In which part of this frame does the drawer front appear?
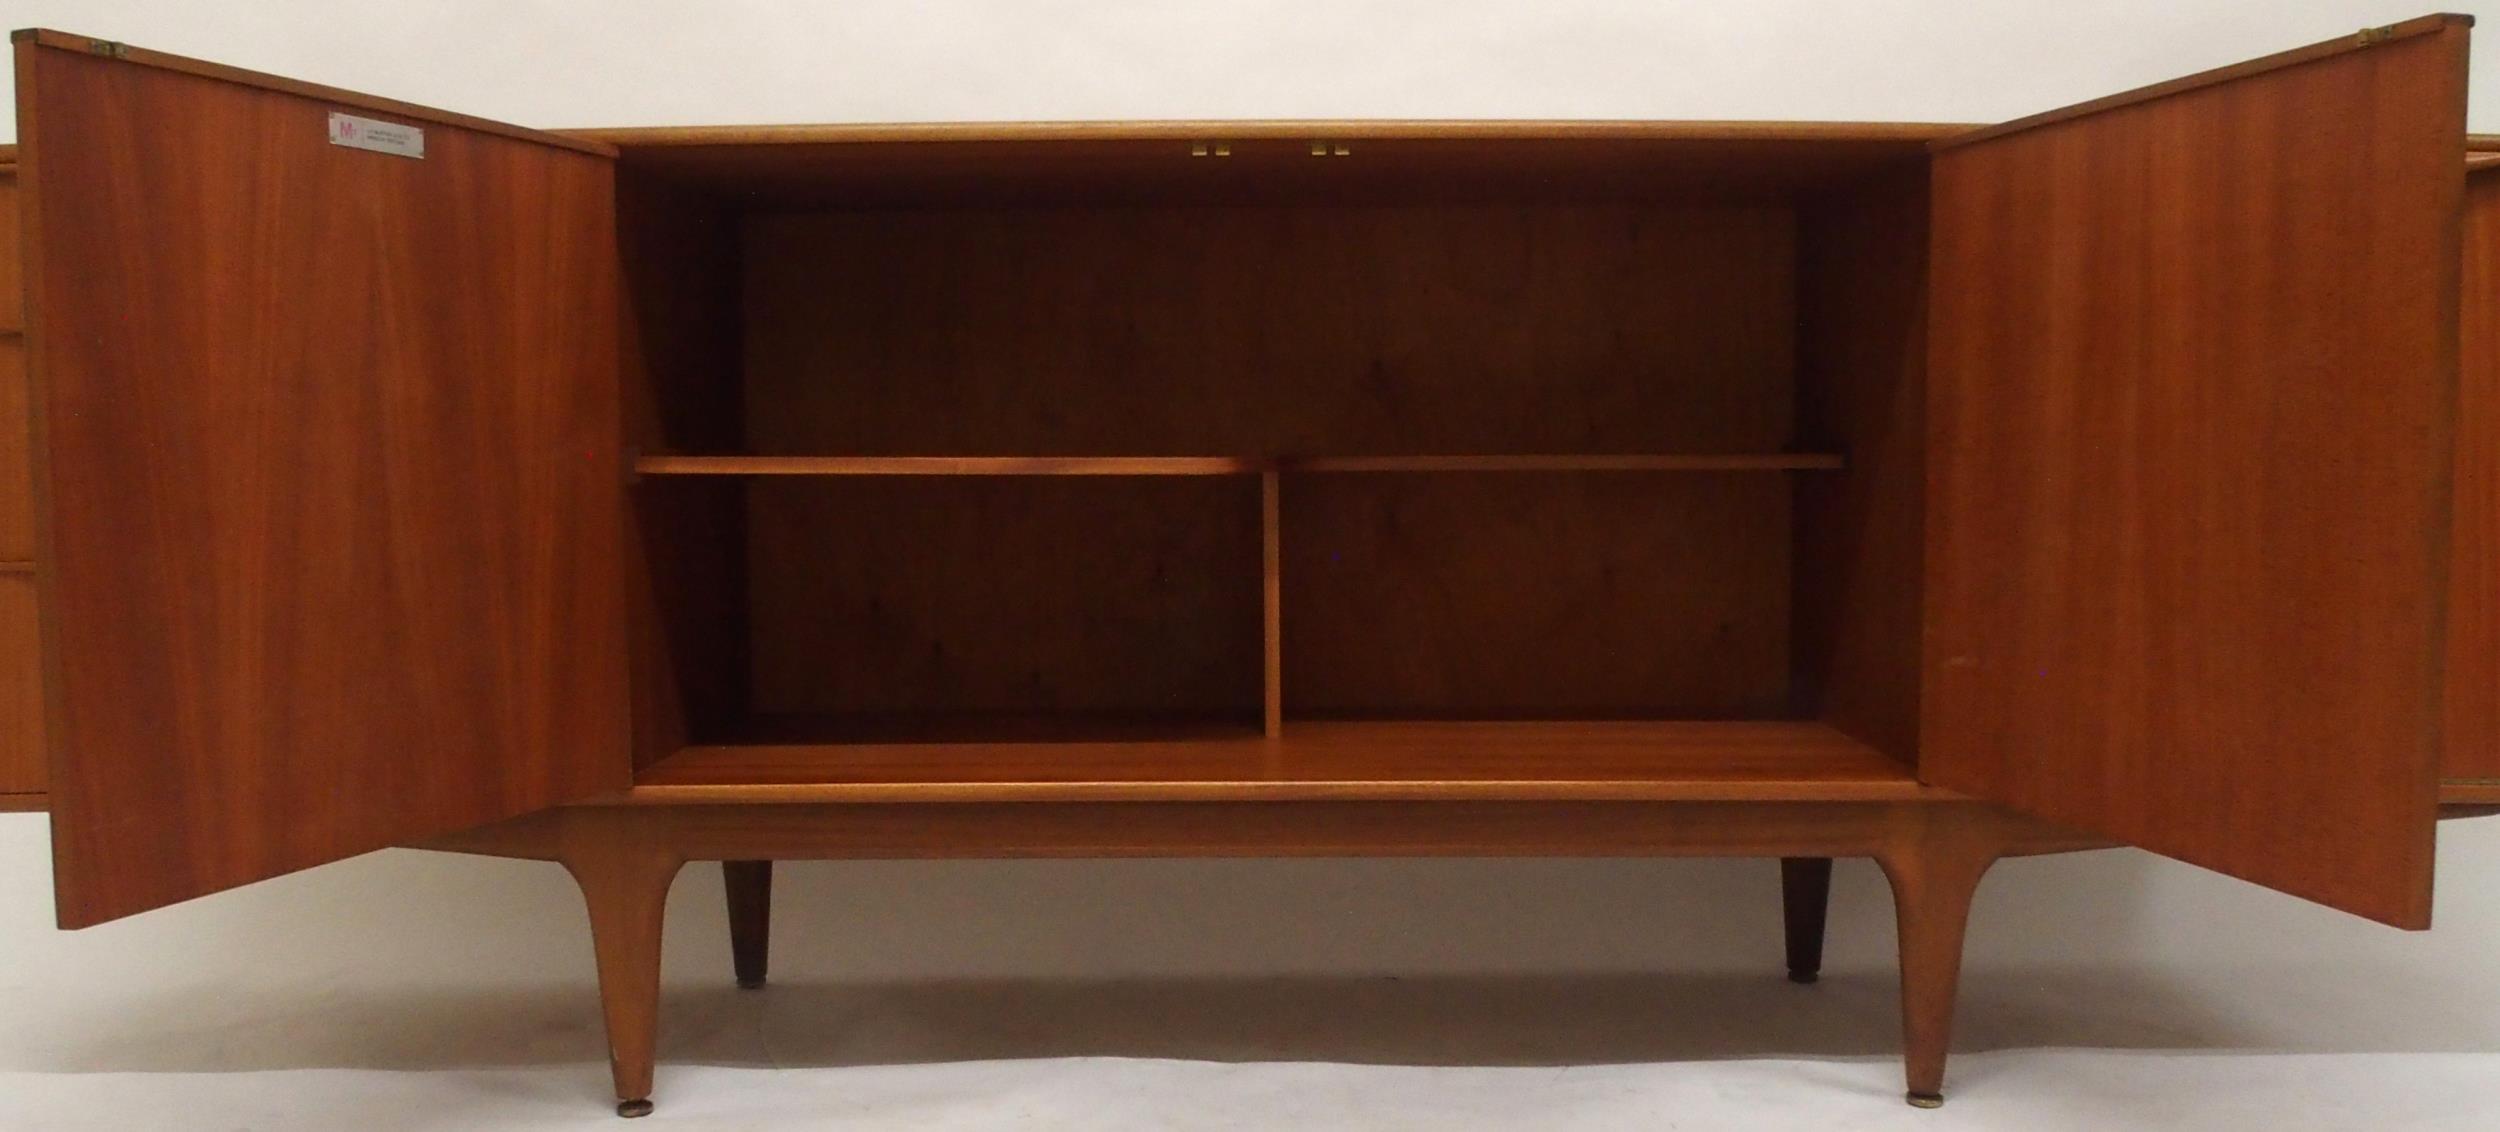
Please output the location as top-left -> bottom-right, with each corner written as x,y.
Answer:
0,162 -> 46,809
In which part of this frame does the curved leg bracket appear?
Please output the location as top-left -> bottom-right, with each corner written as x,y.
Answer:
1875,812 -> 2010,1109
560,814 -> 685,1119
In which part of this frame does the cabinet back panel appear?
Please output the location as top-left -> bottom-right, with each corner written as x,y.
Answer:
1281,473 -> 1791,719
746,477 -> 1262,725
740,204 -> 1793,456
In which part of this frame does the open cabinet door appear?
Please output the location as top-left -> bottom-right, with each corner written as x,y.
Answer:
1924,15 -> 2470,928
14,31 -> 628,927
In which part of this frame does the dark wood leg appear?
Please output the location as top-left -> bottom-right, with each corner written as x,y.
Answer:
562,824 -> 684,1119
1779,856 -> 1834,984
1875,820 -> 2002,1110
723,860 -> 773,989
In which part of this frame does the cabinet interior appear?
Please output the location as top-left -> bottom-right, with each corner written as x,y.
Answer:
615,134 -> 1933,798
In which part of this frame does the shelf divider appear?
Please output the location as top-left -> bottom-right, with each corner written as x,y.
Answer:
1277,454 -> 1843,473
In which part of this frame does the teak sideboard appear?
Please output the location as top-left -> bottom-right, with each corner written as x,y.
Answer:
4,14 -> 2500,1118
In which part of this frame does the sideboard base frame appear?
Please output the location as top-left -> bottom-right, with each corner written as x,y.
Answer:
426,799 -> 2104,1115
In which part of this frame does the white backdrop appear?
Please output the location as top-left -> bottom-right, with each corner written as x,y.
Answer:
3,2 -> 2500,1129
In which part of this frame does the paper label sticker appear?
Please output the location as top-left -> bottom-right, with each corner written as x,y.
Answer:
328,112 -> 425,159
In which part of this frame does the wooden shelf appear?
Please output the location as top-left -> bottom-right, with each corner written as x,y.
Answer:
622,720 -> 1938,805
717,713 -> 1259,745
635,455 -> 1260,476
634,453 -> 1843,477
1279,454 -> 1843,472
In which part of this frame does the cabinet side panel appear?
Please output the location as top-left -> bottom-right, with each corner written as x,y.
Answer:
0,327 -> 27,562
2448,171 -> 2500,782
0,576 -> 40,802
619,174 -> 747,766
0,163 -> 17,329
1792,165 -> 1928,763
0,164 -> 40,805
0,167 -> 31,568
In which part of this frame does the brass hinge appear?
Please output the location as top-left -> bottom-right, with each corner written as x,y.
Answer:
85,38 -> 130,59
2355,24 -> 2398,46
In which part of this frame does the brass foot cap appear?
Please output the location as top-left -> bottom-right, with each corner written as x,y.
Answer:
617,1099 -> 655,1119
1787,970 -> 1819,985
1906,1092 -> 1945,1110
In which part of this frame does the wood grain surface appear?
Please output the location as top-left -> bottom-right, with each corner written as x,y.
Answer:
0,163 -> 18,331
635,454 -> 1841,475
617,175 -> 748,771
0,163 -> 36,802
1792,166 -> 1931,764
19,37 -> 628,926
0,576 -> 40,799
741,205 -> 1795,457
1282,472 -> 1794,720
1922,22 -> 2468,928
587,122 -> 1956,209
2448,168 -> 2500,781
630,720 -> 1932,804
744,477 -> 1264,729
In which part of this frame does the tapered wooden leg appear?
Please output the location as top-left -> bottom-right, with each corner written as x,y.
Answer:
563,829 -> 684,1119
723,860 -> 773,989
1779,857 -> 1834,984
1876,821 -> 2002,1109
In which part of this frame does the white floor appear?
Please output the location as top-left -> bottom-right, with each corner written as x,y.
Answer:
7,814 -> 2500,1129
1,1051 -> 2497,1131
1,984 -> 2496,1131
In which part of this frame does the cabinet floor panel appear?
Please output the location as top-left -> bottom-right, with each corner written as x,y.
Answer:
622,720 -> 1937,804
